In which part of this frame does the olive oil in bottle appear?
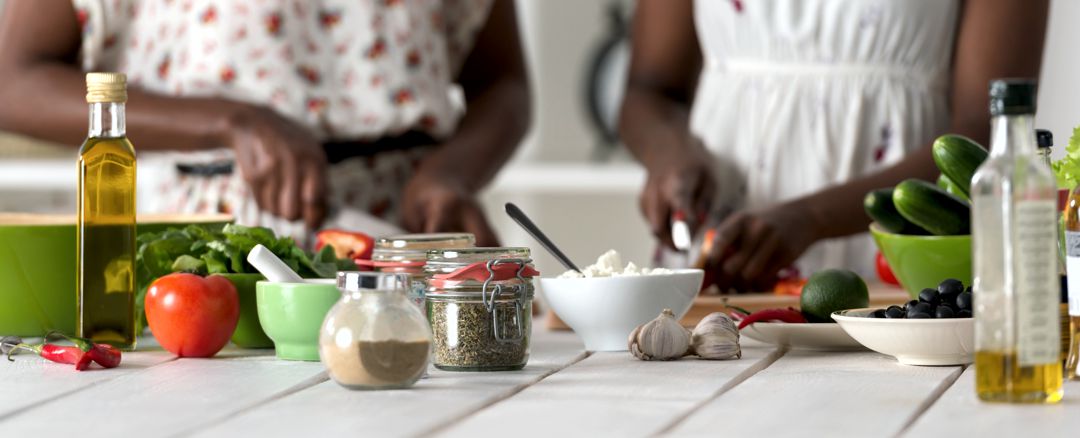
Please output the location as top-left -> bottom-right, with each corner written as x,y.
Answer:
77,72 -> 137,350
972,79 -> 1062,403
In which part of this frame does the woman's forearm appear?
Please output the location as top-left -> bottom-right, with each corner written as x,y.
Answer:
0,61 -> 246,151
619,85 -> 697,171
796,121 -> 989,240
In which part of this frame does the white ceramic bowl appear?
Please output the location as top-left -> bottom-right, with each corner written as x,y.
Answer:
539,269 -> 703,351
832,308 -> 974,366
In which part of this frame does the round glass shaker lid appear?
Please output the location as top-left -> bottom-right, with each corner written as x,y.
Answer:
337,271 -> 411,292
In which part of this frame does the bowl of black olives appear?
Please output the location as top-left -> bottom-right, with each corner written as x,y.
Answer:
830,279 -> 973,366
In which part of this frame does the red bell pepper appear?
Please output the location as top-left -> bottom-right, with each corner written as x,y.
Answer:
315,229 -> 375,261
875,251 -> 900,286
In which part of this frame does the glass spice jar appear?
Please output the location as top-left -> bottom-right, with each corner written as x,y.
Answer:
357,233 -> 476,308
425,247 -> 537,371
319,272 -> 433,390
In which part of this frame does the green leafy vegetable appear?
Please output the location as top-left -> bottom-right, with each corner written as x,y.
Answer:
1052,126 -> 1080,190
134,224 -> 358,330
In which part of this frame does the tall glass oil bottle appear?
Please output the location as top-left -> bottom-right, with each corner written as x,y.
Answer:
972,79 -> 1062,403
77,72 -> 136,350
1066,184 -> 1080,379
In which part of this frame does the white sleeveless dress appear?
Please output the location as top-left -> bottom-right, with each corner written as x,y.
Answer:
690,0 -> 959,277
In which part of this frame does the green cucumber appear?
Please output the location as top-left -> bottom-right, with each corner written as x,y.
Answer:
893,179 -> 971,236
864,188 -> 929,234
932,134 -> 988,199
936,174 -> 969,202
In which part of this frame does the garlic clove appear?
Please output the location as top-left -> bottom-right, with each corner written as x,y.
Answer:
629,309 -> 691,361
690,312 -> 741,360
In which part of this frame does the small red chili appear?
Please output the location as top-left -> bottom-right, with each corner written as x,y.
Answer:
736,307 -> 808,330
89,344 -> 122,369
47,331 -> 122,369
6,343 -> 92,371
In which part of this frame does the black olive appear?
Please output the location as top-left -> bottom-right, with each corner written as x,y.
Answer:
956,291 -> 973,310
907,302 -> 932,318
938,279 -> 964,296
905,300 -> 920,310
935,306 -> 955,319
909,312 -> 933,319
919,289 -> 940,305
869,309 -> 887,318
958,309 -> 972,318
885,306 -> 905,319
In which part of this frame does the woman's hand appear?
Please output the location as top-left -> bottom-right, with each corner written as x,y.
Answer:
400,172 -> 499,246
226,107 -> 329,229
639,141 -> 718,249
704,202 -> 819,292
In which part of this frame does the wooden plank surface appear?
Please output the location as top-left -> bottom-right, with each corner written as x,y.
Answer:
0,347 -> 174,420
904,368 -> 1080,437
436,342 -> 782,438
666,350 -> 963,437
187,330 -> 586,438
1,348 -> 323,438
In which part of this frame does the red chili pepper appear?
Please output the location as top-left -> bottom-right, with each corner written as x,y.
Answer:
737,307 -> 808,330
47,331 -> 122,369
89,344 -> 122,369
6,343 -> 92,370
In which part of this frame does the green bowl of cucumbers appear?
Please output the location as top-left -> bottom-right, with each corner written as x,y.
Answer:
864,134 -> 982,298
870,224 -> 971,298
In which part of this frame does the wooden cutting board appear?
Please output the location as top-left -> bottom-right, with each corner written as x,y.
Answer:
544,284 -> 911,330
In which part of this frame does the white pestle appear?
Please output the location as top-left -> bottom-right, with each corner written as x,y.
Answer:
246,244 -> 305,283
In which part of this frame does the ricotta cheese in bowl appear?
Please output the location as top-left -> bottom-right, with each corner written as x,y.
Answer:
558,250 -> 673,278
543,250 -> 700,351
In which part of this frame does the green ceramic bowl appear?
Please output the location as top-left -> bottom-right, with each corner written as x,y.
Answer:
256,280 -> 340,361
870,223 -> 972,299
218,273 -> 273,348
0,213 -> 232,336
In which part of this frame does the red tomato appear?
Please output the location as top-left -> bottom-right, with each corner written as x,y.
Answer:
875,252 -> 900,286
145,273 -> 239,358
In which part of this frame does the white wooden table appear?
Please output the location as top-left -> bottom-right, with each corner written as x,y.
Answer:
3,329 -> 1078,438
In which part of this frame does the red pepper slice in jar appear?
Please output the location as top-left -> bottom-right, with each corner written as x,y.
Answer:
736,307 -> 808,330
315,229 -> 375,260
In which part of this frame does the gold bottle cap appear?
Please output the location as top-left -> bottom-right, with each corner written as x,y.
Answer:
85,72 -> 127,103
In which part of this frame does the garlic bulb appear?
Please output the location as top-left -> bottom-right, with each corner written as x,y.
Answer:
690,312 -> 741,360
628,309 -> 691,361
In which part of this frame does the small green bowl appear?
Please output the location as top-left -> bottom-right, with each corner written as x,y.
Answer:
256,280 -> 340,361
870,223 -> 972,299
217,273 -> 273,349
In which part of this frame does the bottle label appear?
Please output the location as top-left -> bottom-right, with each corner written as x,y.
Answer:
1067,231 -> 1080,316
1015,200 -> 1062,366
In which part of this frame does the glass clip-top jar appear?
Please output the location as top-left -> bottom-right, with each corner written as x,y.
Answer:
356,233 -> 476,308
319,272 -> 432,390
425,248 -> 538,371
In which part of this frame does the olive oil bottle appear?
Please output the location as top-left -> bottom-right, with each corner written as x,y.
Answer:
971,79 -> 1062,403
77,72 -> 137,350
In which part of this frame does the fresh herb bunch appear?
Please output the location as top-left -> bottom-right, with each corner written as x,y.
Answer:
1052,126 -> 1080,190
135,224 -> 356,328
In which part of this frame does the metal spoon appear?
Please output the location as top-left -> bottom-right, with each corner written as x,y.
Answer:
504,202 -> 581,273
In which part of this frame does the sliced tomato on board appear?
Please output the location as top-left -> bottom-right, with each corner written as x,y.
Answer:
315,229 -> 375,260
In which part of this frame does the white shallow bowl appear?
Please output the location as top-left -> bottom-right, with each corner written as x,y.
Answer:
741,323 -> 864,351
539,269 -> 703,351
832,308 -> 974,366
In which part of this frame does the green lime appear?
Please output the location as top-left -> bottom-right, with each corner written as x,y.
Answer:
800,269 -> 869,323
